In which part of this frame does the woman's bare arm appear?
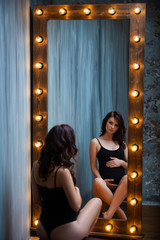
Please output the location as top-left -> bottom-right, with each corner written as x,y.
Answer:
58,168 -> 82,212
89,138 -> 101,178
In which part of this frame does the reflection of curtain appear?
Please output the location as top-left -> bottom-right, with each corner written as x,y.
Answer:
48,20 -> 129,205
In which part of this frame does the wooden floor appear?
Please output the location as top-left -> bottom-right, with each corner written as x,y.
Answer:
30,205 -> 160,240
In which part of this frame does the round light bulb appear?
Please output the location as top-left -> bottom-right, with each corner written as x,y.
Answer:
108,8 -> 116,15
130,198 -> 138,206
84,8 -> 91,15
34,219 -> 39,226
35,88 -> 43,96
36,62 -> 43,69
35,140 -> 43,148
36,9 -> 43,16
130,225 -> 137,233
132,117 -> 139,124
131,171 -> 138,179
133,35 -> 141,43
59,8 -> 67,15
105,223 -> 113,232
35,115 -> 43,122
132,90 -> 140,97
35,36 -> 43,43
134,7 -> 141,14
133,63 -> 140,70
131,144 -> 139,152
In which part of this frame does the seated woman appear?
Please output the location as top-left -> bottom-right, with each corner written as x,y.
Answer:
90,111 -> 128,220
32,124 -> 102,240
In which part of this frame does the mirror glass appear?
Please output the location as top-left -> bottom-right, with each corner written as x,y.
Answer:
48,19 -> 129,219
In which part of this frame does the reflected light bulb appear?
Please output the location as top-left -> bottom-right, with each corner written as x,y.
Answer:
84,8 -> 91,15
133,63 -> 140,70
130,225 -> 137,233
132,90 -> 140,97
35,115 -> 43,122
35,88 -> 43,96
131,171 -> 138,179
59,8 -> 67,15
134,7 -> 141,14
36,36 -> 43,43
36,62 -> 43,69
132,144 -> 139,152
36,9 -> 43,16
105,223 -> 113,232
130,198 -> 138,206
35,140 -> 43,148
34,219 -> 39,226
133,35 -> 141,43
108,8 -> 116,15
132,117 -> 139,124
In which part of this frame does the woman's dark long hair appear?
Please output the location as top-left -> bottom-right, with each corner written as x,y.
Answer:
100,111 -> 126,149
38,124 -> 78,180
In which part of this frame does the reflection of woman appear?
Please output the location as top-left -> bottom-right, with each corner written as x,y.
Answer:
90,111 -> 128,220
32,124 -> 102,240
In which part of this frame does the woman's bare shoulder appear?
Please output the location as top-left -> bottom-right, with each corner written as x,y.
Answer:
90,137 -> 99,145
57,167 -> 71,178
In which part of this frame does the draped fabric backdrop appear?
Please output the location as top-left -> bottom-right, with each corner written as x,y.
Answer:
0,0 -> 30,239
48,20 -> 129,204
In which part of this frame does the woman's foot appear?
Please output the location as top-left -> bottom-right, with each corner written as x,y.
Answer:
103,208 -> 127,220
102,211 -> 113,219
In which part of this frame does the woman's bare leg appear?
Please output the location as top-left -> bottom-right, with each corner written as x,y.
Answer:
103,175 -> 127,219
92,176 -> 127,219
50,198 -> 102,240
76,197 -> 102,234
36,221 -> 49,240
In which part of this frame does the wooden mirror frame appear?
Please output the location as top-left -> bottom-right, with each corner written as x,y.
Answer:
31,3 -> 146,239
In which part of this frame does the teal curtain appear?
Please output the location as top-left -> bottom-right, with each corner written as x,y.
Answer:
48,19 -> 129,204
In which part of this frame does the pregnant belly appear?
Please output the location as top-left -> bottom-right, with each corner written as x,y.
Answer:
99,166 -> 125,184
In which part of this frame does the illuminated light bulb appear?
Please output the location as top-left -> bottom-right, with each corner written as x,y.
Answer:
34,219 -> 39,226
133,63 -> 140,70
36,9 -> 43,16
105,223 -> 113,232
35,88 -> 43,96
131,144 -> 139,152
134,7 -> 141,14
132,117 -> 139,124
36,36 -> 43,43
59,8 -> 67,15
36,62 -> 43,69
133,35 -> 141,43
132,90 -> 140,97
130,198 -> 138,206
84,8 -> 91,15
35,140 -> 43,148
108,8 -> 116,15
131,171 -> 138,179
35,115 -> 43,122
130,225 -> 137,233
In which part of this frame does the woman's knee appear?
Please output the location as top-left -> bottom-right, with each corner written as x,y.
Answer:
92,197 -> 102,208
93,177 -> 104,189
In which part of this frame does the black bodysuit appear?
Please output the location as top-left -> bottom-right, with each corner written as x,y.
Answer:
38,167 -> 79,237
96,138 -> 126,185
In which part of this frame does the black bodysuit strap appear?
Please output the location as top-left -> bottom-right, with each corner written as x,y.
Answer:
54,166 -> 62,188
96,138 -> 102,147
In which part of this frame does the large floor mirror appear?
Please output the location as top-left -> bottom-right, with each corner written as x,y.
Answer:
31,3 -> 146,239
